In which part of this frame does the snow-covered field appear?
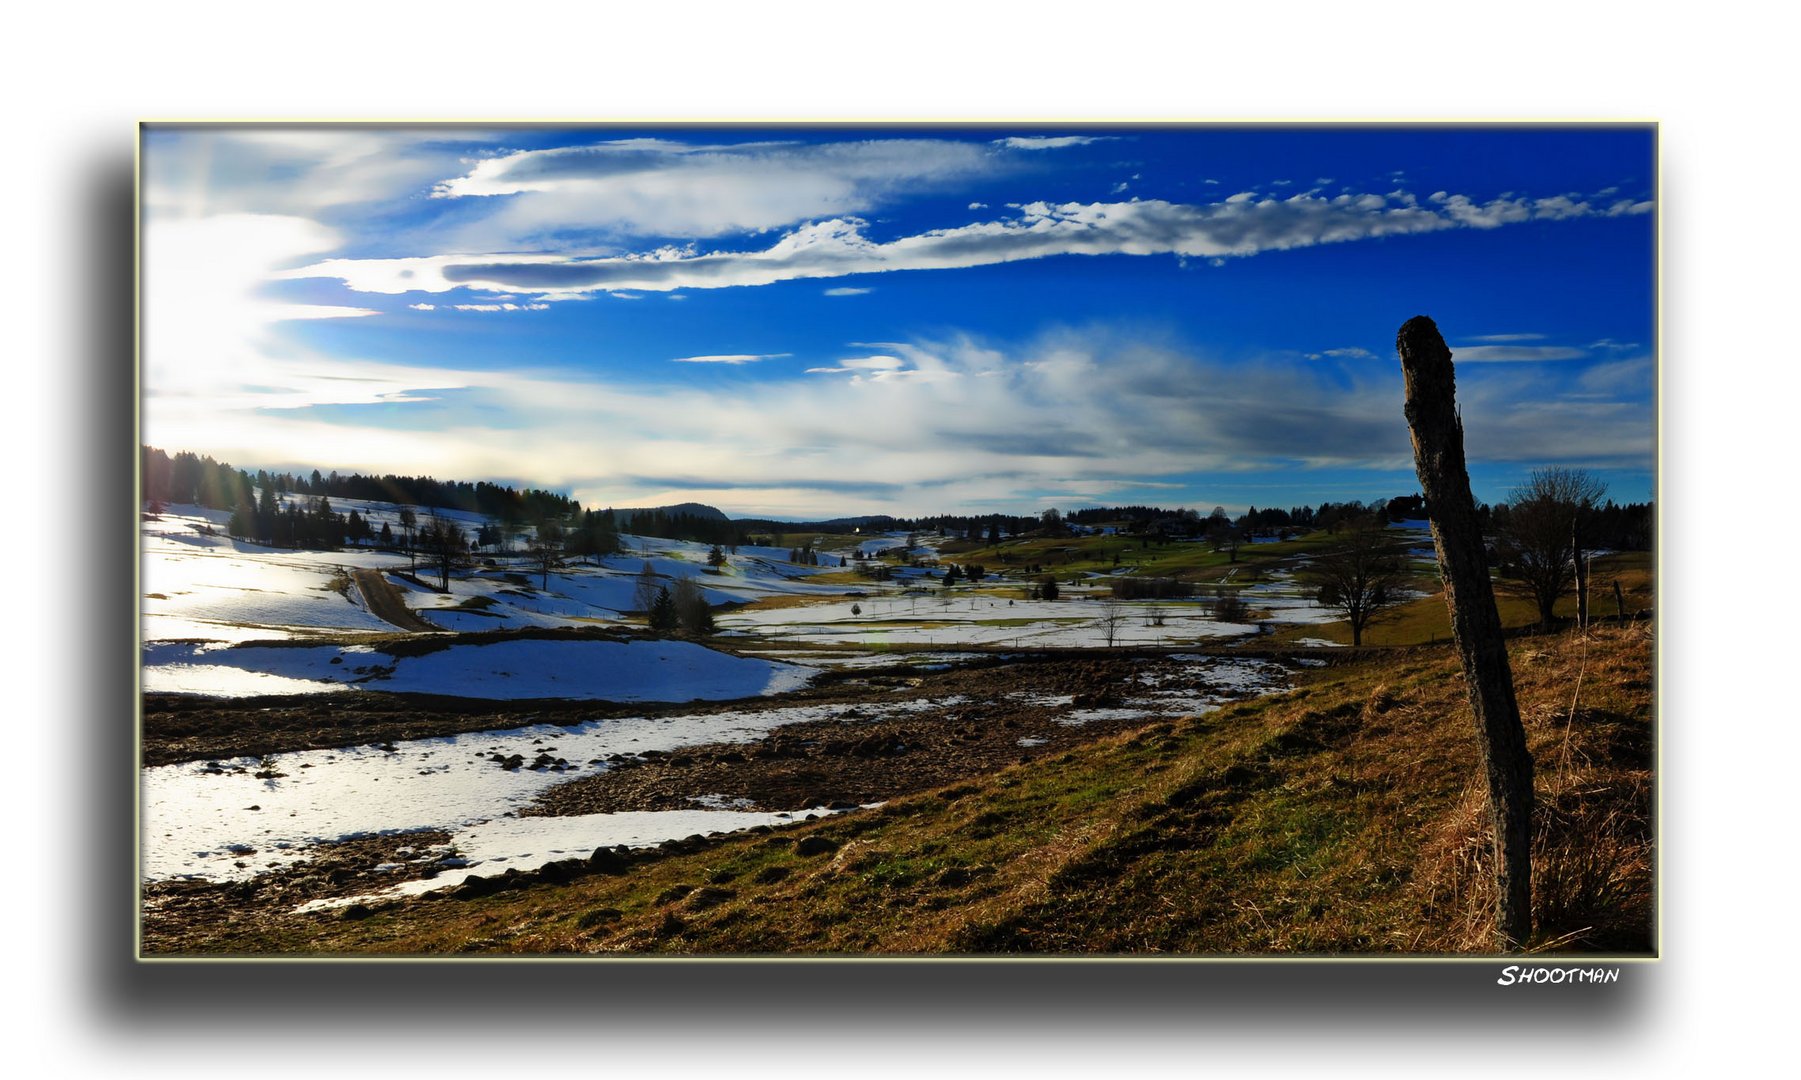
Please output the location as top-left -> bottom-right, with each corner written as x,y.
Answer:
143,637 -> 817,700
142,696 -> 954,895
142,502 -> 1377,696
140,651 -> 1287,905
139,501 -> 1357,902
718,593 -> 1256,648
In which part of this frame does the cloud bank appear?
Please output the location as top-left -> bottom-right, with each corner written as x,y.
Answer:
291,188 -> 1653,300
152,328 -> 1651,518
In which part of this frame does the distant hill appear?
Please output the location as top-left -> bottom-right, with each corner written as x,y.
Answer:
611,502 -> 730,526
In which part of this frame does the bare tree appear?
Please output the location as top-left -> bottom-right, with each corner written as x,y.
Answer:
1100,598 -> 1125,647
528,520 -> 565,590
1206,509 -> 1242,563
670,576 -> 714,636
1497,467 -> 1607,632
1301,513 -> 1409,646
398,506 -> 417,570
416,515 -> 468,592
632,561 -> 661,613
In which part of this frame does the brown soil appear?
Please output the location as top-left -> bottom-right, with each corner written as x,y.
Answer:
352,568 -> 441,632
526,656 -> 1188,816
139,652 -> 1295,951
142,830 -> 457,954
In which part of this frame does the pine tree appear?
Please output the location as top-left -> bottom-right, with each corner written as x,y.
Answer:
647,587 -> 679,633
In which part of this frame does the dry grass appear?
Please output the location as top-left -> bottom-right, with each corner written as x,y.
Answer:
146,625 -> 1654,957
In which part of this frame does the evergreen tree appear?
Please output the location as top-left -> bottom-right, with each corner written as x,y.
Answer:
647,587 -> 679,633
256,485 -> 277,543
228,497 -> 255,538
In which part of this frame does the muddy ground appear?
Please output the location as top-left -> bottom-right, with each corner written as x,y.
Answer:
139,650 -> 1319,953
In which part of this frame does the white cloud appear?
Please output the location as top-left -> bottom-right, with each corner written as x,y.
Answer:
150,324 -> 1650,519
408,303 -> 436,311
143,129 -> 496,222
1305,346 -> 1377,361
669,354 -> 788,365
1465,332 -> 1545,342
429,136 -> 1009,244
449,302 -> 549,312
993,136 -> 1112,150
805,354 -> 908,375
968,202 -> 988,210
823,286 -> 872,296
1454,344 -> 1589,362
297,187 -> 1649,300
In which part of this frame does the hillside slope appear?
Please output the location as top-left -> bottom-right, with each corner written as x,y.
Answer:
143,625 -> 1653,956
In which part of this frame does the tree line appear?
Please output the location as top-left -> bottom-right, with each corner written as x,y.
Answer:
143,447 -> 577,524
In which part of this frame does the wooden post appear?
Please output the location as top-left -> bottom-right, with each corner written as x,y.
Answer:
1614,578 -> 1626,624
1574,528 -> 1590,630
1397,315 -> 1535,950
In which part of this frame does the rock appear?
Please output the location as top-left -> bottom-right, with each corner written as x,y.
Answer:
341,903 -> 371,920
587,848 -> 630,874
794,836 -> 840,857
536,858 -> 584,883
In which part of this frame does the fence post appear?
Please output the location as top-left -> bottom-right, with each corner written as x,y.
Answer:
1397,315 -> 1535,950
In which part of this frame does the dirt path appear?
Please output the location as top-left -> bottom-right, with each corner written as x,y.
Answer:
352,568 -> 441,633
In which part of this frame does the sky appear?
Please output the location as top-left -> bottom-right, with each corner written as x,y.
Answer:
140,124 -> 1655,520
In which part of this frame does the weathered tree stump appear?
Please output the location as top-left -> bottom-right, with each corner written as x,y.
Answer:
1397,315 -> 1535,950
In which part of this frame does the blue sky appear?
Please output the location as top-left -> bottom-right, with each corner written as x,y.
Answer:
141,124 -> 1654,519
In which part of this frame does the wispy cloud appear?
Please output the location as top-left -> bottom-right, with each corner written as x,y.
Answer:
1465,332 -> 1546,343
428,136 -> 1014,244
823,286 -> 872,296
804,355 -> 909,376
669,353 -> 789,365
993,136 -> 1113,150
152,323 -> 1650,517
1428,190 -> 1652,228
1454,344 -> 1589,362
294,187 -> 1654,301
